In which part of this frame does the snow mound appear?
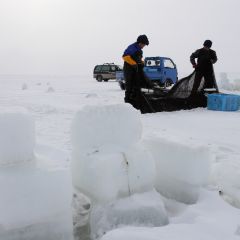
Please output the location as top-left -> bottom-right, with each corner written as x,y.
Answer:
71,104 -> 142,151
0,166 -> 73,240
90,190 -> 168,240
218,72 -> 240,91
72,191 -> 91,228
46,86 -> 55,92
0,107 -> 35,166
143,137 -> 211,204
22,83 -> 28,90
100,189 -> 240,240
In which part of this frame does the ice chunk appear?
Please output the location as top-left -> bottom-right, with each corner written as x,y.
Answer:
71,144 -> 156,203
71,104 -> 155,204
219,188 -> 240,209
125,144 -> 156,194
0,166 -> 73,240
143,137 -> 211,204
90,190 -> 169,239
72,150 -> 129,203
71,104 -> 142,151
0,107 -> 35,166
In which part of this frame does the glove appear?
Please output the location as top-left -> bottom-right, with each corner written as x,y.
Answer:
192,64 -> 197,68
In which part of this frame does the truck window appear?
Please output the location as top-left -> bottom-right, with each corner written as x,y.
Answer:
164,59 -> 175,69
146,60 -> 160,67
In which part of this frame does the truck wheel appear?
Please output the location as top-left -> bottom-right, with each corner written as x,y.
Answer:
104,79 -> 109,82
96,75 -> 103,82
164,79 -> 172,88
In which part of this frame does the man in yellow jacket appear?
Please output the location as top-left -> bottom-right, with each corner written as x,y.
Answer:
122,35 -> 149,109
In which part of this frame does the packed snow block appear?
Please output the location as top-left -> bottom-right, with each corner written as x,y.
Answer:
0,166 -> 73,240
143,138 -> 211,204
207,93 -> 240,111
71,144 -> 156,203
90,190 -> 169,239
0,107 -> 35,166
71,104 -> 142,151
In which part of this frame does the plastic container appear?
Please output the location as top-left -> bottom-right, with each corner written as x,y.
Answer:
207,93 -> 240,111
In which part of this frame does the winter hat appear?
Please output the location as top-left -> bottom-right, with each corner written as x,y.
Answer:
203,40 -> 212,48
137,35 -> 149,45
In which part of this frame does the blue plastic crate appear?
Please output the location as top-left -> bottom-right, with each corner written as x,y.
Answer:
207,93 -> 240,111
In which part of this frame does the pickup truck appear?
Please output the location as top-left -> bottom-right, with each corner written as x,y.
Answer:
116,56 -> 178,90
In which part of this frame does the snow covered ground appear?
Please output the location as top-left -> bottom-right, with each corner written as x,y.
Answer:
0,74 -> 240,240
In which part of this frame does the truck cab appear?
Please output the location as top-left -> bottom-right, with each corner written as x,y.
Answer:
116,56 -> 178,90
144,57 -> 178,87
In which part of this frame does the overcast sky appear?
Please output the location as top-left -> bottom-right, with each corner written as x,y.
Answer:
0,0 -> 239,76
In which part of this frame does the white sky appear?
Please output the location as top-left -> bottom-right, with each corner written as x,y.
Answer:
0,0 -> 239,75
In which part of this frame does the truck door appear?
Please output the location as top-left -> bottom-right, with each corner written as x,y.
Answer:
144,59 -> 163,82
162,59 -> 177,85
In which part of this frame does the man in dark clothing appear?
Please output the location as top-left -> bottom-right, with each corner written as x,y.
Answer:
190,40 -> 218,95
122,35 -> 150,109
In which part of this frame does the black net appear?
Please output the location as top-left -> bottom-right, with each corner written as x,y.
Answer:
139,71 -> 210,113
168,71 -> 204,98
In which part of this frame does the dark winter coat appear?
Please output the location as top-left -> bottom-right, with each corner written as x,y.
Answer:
190,48 -> 217,73
122,42 -> 152,109
122,42 -> 143,66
